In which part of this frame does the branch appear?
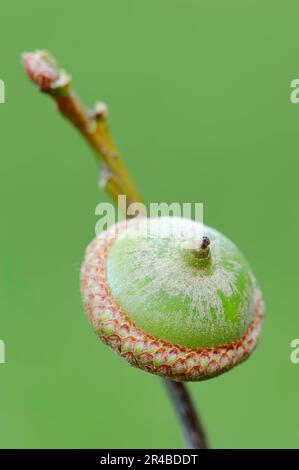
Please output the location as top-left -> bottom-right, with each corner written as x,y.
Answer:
22,50 -> 141,211
22,50 -> 208,449
163,379 -> 208,449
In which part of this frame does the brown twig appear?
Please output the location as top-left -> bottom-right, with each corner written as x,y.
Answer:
163,379 -> 208,449
22,50 -> 208,449
22,50 -> 141,211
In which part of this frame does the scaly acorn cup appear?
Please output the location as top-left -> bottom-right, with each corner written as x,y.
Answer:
81,216 -> 264,381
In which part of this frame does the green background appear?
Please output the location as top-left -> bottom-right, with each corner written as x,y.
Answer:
0,0 -> 298,448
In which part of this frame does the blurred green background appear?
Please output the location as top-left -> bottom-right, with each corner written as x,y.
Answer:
0,0 -> 298,449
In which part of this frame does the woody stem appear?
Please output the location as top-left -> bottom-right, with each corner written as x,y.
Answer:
22,51 -> 141,211
163,379 -> 208,449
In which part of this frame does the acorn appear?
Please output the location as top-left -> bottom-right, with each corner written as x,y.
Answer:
80,216 -> 263,381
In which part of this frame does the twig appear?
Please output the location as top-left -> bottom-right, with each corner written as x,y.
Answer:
22,50 -> 141,211
163,379 -> 208,449
22,50 -> 208,449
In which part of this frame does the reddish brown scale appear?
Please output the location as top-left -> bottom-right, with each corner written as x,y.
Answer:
22,52 -> 58,92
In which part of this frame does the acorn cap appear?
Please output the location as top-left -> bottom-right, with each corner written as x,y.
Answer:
81,217 -> 264,381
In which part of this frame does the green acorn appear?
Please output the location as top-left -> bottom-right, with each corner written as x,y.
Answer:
81,216 -> 263,381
